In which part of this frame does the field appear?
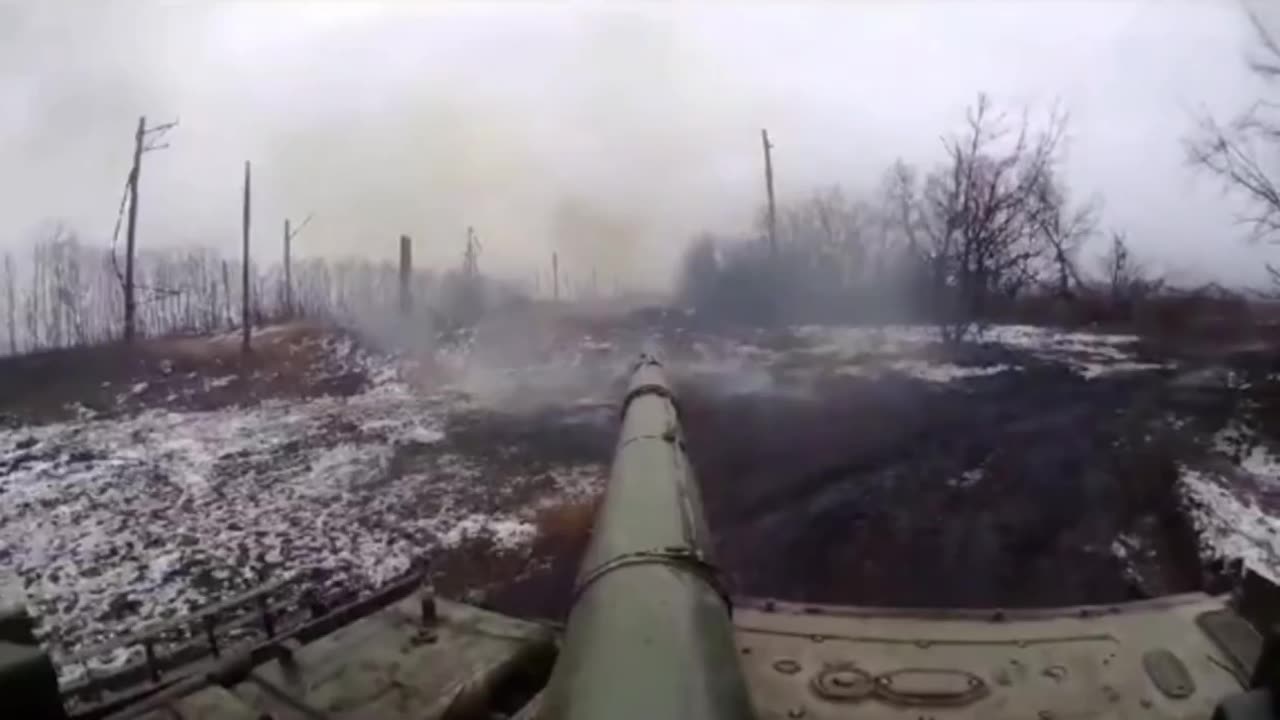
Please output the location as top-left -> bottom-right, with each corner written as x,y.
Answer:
2,306 -> 1280,682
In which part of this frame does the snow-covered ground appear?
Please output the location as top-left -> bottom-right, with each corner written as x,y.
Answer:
1180,468 -> 1280,582
4,317 -> 1277,685
0,334 -> 608,680
699,324 -> 1280,588
1178,419 -> 1280,583
688,323 -> 1168,388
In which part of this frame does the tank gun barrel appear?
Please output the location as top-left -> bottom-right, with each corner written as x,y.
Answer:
537,354 -> 755,720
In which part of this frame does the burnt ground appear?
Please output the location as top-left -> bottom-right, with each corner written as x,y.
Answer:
6,309 -> 1280,671
0,323 -> 375,425
683,366 -> 1199,608
471,311 -> 1280,619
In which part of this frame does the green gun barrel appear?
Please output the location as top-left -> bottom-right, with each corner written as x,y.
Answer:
537,355 -> 755,720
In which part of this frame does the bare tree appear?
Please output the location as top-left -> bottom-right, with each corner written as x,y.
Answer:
120,116 -> 178,343
1098,230 -> 1162,305
47,230 -> 86,346
875,160 -> 934,310
777,185 -> 868,290
1035,178 -> 1100,299
281,212 -> 313,317
241,161 -> 251,354
1101,231 -> 1134,302
912,93 -> 1070,340
1188,10 -> 1280,280
25,240 -> 43,350
0,228 -> 477,356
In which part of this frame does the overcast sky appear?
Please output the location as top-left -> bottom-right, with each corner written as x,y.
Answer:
1,0 -> 1276,288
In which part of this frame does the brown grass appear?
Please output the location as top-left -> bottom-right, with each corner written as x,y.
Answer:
532,497 -> 600,548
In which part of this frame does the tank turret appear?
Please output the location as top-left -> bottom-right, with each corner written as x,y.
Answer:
536,353 -> 755,719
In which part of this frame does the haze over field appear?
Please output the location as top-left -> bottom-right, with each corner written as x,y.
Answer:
2,0 -> 1278,288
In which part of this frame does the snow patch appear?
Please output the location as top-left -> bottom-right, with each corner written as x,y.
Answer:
835,360 -> 1010,384
891,361 -> 1011,383
1180,468 -> 1280,583
947,467 -> 984,489
1076,361 -> 1167,379
1214,421 -> 1280,485
207,375 -> 236,389
0,380 -> 563,675
789,324 -> 1161,381
437,515 -> 536,550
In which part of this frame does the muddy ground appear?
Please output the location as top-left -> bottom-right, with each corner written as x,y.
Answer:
4,308 -> 1280,678
483,310 -> 1280,614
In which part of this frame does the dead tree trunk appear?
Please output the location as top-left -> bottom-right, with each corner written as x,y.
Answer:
241,161 -> 252,354
399,234 -> 412,316
552,252 -> 560,301
221,259 -> 232,327
120,116 -> 176,343
283,218 -> 292,318
762,128 -> 777,258
123,117 -> 144,343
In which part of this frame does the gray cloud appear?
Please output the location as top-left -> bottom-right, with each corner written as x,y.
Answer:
1,0 -> 1275,288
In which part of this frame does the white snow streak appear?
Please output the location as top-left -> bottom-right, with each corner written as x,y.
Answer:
1180,469 -> 1280,583
0,359 -> 603,674
792,324 -> 1160,383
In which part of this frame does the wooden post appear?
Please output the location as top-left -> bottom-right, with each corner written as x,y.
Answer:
283,218 -> 292,317
241,161 -> 251,354
124,116 -> 145,343
399,234 -> 412,315
761,128 -> 777,258
220,260 -> 231,327
552,252 -> 560,302
464,227 -> 479,278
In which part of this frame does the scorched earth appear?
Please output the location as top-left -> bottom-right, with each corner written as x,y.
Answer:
3,313 -> 1280,683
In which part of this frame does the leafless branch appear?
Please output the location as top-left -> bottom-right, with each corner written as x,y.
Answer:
144,119 -> 179,134
286,212 -> 315,241
1247,10 -> 1280,79
1187,10 -> 1280,261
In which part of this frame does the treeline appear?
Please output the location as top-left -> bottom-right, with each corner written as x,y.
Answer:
0,227 -> 510,356
678,94 -> 1162,338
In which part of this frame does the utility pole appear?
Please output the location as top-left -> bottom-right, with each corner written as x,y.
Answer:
552,252 -> 560,302
761,128 -> 777,258
241,161 -> 251,354
399,234 -> 412,316
122,115 -> 177,343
